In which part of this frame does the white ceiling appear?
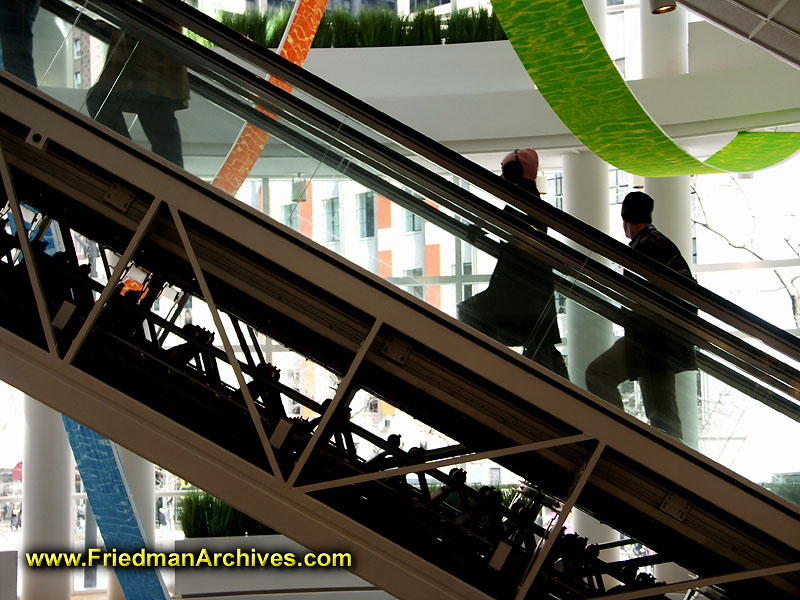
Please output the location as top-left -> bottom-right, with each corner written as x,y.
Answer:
678,0 -> 800,71
301,28 -> 800,172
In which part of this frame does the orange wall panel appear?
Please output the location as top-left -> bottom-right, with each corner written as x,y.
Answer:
377,194 -> 392,229
299,185 -> 313,238
425,243 -> 441,308
378,250 -> 393,278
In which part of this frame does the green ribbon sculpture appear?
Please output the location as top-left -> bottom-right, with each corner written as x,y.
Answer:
490,0 -> 800,176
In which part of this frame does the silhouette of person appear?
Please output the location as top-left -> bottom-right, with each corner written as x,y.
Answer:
366,433 -> 402,471
585,192 -> 696,440
0,0 -> 40,87
87,3 -> 189,167
309,399 -> 356,458
239,362 -> 287,425
457,148 -> 568,379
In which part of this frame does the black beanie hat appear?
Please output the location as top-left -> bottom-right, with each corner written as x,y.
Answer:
621,191 -> 654,224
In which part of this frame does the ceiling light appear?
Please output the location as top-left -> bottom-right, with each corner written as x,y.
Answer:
649,0 -> 677,14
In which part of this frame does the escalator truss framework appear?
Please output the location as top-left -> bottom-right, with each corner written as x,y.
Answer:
0,79 -> 799,600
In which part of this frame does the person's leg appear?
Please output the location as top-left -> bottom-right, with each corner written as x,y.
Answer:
136,97 -> 184,168
548,345 -> 569,380
585,338 -> 630,410
457,293 -> 485,331
526,342 -> 570,381
87,90 -> 132,140
638,370 -> 683,440
0,0 -> 41,87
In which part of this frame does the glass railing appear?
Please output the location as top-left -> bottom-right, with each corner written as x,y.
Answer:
9,0 -> 800,506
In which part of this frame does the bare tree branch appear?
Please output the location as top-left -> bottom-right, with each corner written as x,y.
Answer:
786,237 -> 800,260
692,179 -> 800,328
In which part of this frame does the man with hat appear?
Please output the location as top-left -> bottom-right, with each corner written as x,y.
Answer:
585,191 -> 695,440
457,148 -> 568,379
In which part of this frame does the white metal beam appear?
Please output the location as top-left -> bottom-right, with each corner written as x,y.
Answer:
296,434 -> 593,494
0,144 -> 59,355
591,560 -> 800,600
170,204 -> 282,479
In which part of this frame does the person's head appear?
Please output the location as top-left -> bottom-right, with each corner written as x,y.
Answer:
501,148 -> 540,194
621,191 -> 653,239
257,362 -> 281,380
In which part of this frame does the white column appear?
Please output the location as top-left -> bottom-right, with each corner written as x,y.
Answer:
646,177 -> 692,265
261,177 -> 271,215
640,7 -> 698,450
21,397 -> 72,600
644,177 -> 698,449
583,0 -> 607,42
572,510 -> 621,588
107,446 -> 155,600
639,5 -> 688,78
0,551 -> 17,600
561,3 -> 613,388
32,14 -> 72,88
562,151 -> 610,234
562,151 -> 613,387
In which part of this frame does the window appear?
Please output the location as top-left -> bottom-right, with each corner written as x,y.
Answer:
73,38 -> 81,56
555,292 -> 567,315
610,169 -> 629,205
281,204 -> 299,231
404,268 -> 424,300
462,261 -> 473,300
547,173 -> 564,209
488,467 -> 501,486
323,197 -> 340,242
74,71 -> 82,89
357,192 -> 376,238
284,369 -> 301,391
404,208 -> 423,232
410,0 -> 448,11
467,463 -> 482,485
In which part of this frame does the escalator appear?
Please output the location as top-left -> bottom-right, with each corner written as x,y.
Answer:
1,1 -> 799,598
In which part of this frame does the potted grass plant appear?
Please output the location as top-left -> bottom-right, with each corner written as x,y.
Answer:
201,7 -> 505,49
178,491 -> 275,538
174,491 -> 385,597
